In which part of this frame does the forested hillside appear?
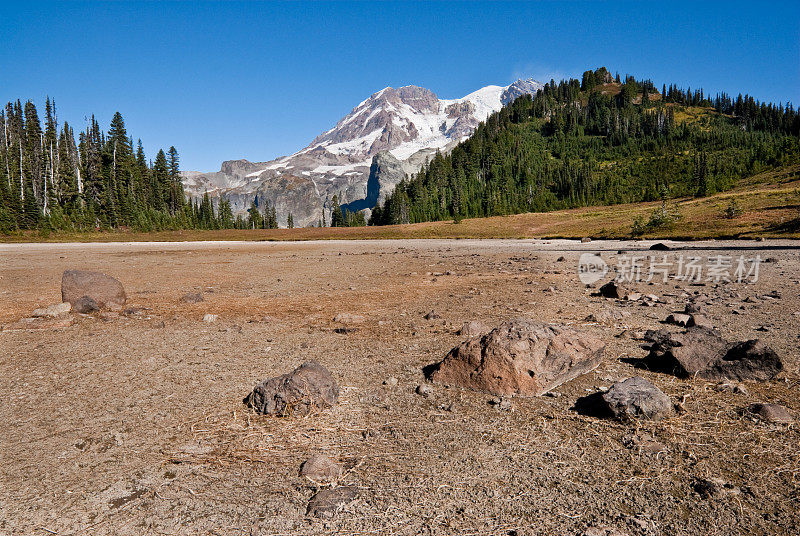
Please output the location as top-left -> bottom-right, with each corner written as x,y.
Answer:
370,68 -> 800,225
0,99 -> 250,234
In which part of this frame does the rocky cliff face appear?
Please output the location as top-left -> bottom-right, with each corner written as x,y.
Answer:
183,79 -> 542,227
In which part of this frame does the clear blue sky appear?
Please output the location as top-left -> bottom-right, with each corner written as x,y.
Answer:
2,1 -> 798,172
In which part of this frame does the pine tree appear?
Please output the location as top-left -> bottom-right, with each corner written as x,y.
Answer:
330,195 -> 344,227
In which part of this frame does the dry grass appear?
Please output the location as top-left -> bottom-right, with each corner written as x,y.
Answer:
4,167 -> 798,244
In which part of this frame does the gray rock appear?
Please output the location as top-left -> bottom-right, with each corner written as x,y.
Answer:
601,377 -> 673,421
383,377 -> 398,387
687,314 -> 713,329
645,328 -> 783,381
244,361 -> 339,416
429,318 -> 605,397
306,486 -> 358,519
61,270 -> 126,311
73,296 -> 99,314
586,309 -> 631,326
747,403 -> 793,424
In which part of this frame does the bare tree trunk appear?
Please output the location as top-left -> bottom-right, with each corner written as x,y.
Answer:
19,139 -> 24,201
3,114 -> 10,188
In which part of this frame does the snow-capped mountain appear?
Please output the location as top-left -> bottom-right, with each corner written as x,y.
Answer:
183,79 -> 542,227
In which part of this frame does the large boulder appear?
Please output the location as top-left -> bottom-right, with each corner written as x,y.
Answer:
601,377 -> 674,422
428,318 -> 605,396
61,270 -> 126,311
645,327 -> 782,381
244,361 -> 339,416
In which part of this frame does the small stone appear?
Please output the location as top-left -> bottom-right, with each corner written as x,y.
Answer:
32,302 -> 72,318
333,313 -> 365,324
99,311 -> 119,322
180,292 -> 204,303
383,377 -> 398,387
715,381 -> 749,395
601,377 -> 674,422
586,309 -> 631,326
306,486 -> 358,519
649,242 -> 672,251
687,314 -> 713,329
415,384 -> 433,397
202,313 -> 218,323
693,477 -> 739,499
581,237 -> 592,243
665,313 -> 691,327
74,296 -> 99,314
598,280 -> 628,299
424,310 -> 441,320
299,454 -> 342,484
747,403 -> 793,424
582,526 -> 629,536
684,302 -> 702,314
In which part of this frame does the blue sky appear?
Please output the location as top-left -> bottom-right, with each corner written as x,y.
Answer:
2,1 -> 798,172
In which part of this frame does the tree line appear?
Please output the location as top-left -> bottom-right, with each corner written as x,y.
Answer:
0,99 -> 280,234
370,67 -> 800,225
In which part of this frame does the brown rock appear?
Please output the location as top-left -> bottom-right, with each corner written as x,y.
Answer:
180,292 -> 204,303
73,296 -> 99,314
645,328 -> 782,381
306,486 -> 358,519
428,318 -> 605,397
61,270 -> 126,311
598,280 -> 628,299
244,361 -> 339,416
300,454 -> 343,483
458,320 -> 490,338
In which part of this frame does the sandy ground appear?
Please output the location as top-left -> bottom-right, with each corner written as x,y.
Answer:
1,239 -> 798,536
